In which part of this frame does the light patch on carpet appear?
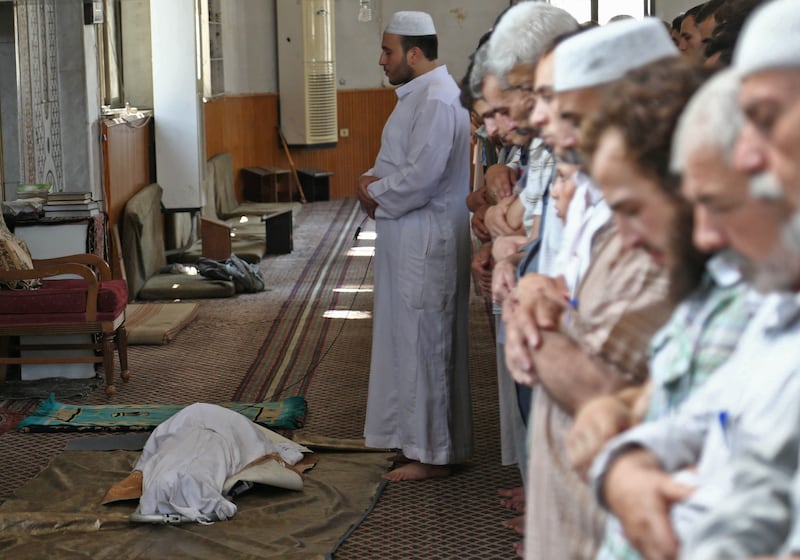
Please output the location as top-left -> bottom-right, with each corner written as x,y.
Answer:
322,310 -> 372,320
333,286 -> 373,293
126,303 -> 199,345
346,247 -> 375,257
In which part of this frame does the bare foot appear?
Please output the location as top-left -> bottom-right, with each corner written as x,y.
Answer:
498,486 -> 526,512
382,462 -> 451,481
501,514 -> 525,535
513,539 -> 525,558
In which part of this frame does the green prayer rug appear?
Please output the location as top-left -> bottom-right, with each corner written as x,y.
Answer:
17,394 -> 307,433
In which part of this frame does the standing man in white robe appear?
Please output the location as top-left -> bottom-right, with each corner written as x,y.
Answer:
357,11 -> 473,482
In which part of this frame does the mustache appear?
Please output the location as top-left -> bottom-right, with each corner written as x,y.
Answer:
749,172 -> 784,201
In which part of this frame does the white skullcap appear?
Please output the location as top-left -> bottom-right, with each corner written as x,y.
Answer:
734,0 -> 800,78
385,11 -> 436,36
554,17 -> 678,92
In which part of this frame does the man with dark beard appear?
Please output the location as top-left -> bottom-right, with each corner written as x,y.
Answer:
659,1 -> 800,558
571,68 -> 767,560
591,4 -> 800,554
357,11 -> 473,482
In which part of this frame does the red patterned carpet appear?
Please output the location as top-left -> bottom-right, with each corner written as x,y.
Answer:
0,199 -> 522,559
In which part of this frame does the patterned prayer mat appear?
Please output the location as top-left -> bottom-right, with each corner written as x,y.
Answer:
17,394 -> 307,432
125,302 -> 199,345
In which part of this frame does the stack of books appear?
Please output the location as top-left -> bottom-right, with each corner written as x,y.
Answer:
43,192 -> 101,218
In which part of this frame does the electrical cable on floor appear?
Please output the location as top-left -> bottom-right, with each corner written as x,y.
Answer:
268,212 -> 373,400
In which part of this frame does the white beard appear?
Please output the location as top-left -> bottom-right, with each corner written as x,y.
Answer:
749,171 -> 785,201
739,224 -> 800,293
782,211 -> 800,257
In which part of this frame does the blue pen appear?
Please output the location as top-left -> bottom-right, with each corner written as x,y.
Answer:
718,411 -> 729,447
565,297 -> 579,326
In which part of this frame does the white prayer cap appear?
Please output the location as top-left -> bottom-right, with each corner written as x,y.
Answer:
385,11 -> 436,36
554,17 -> 678,92
734,0 -> 800,78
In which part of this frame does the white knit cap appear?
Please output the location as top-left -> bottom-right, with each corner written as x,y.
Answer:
554,17 -> 678,92
734,0 -> 800,78
385,11 -> 436,36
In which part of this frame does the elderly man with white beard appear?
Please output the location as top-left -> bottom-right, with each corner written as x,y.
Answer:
564,68 -> 764,560
666,1 -> 800,558
591,5 -> 800,559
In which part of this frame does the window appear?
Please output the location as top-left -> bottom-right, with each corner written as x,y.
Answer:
99,0 -> 123,108
548,0 -> 592,24
598,0 -> 646,24
547,0 -> 649,25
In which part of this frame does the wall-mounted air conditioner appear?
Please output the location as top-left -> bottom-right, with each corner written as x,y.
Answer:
277,0 -> 337,147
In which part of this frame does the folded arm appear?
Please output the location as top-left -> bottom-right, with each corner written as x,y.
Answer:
369,100 -> 460,219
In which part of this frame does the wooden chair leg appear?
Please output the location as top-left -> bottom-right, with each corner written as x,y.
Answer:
102,333 -> 116,396
117,326 -> 130,382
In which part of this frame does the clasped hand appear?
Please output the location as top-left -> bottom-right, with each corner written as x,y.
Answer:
358,175 -> 379,219
501,273 -> 569,387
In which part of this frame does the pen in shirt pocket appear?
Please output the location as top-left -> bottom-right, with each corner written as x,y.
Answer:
564,296 -> 579,326
718,410 -> 729,447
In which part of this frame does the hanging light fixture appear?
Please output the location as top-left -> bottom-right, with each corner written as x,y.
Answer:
358,0 -> 372,22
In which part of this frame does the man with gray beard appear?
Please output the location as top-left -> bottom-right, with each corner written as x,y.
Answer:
592,3 -> 800,559
569,68 -> 766,560
666,1 -> 800,557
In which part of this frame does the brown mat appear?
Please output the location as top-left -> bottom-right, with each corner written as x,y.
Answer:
0,449 -> 392,559
125,303 -> 199,345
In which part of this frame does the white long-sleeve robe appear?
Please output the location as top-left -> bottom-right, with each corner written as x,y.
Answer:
363,65 -> 473,465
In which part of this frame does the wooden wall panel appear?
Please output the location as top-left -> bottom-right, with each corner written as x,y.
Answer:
102,117 -> 153,228
204,89 -> 397,200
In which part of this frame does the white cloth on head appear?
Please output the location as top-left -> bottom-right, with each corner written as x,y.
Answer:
554,17 -> 678,92
135,403 -> 305,522
385,11 -> 436,36
734,0 -> 800,78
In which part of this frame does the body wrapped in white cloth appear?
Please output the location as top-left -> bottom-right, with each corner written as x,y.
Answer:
135,403 -> 305,522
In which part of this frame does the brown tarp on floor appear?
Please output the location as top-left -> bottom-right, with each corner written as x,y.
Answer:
0,449 -> 391,559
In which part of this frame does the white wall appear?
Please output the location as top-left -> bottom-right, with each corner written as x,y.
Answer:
213,0 -> 511,93
334,0 -> 509,90
222,0 -> 276,94
121,0 -> 153,108
150,0 -> 204,209
333,0 -> 384,89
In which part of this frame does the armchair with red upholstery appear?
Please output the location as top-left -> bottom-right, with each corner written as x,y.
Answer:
0,252 -> 130,396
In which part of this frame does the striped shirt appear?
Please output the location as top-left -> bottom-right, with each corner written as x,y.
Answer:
526,224 -> 676,560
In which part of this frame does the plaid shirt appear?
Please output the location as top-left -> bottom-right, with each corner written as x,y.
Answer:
597,251 -> 758,560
